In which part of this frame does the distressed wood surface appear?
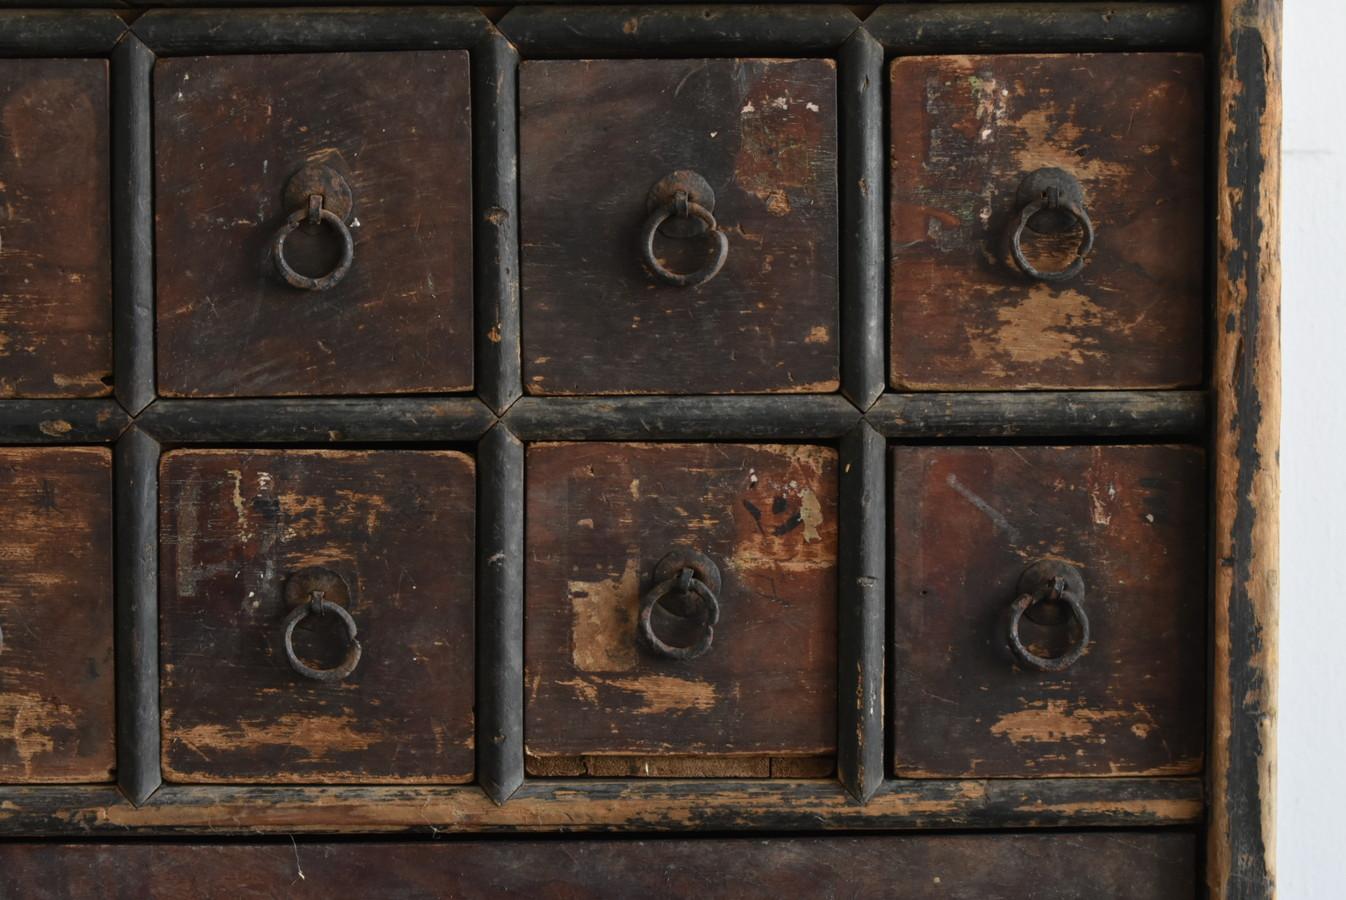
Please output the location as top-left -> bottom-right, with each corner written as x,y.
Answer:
1209,0 -> 1280,896
520,58 -> 839,395
0,778 -> 1205,835
892,445 -> 1206,777
890,53 -> 1205,390
0,447 -> 114,782
159,450 -> 475,783
868,390 -> 1206,438
526,754 -> 833,779
0,832 -> 1196,898
526,442 -> 838,758
0,400 -> 128,444
154,51 -> 473,397
0,60 -> 112,398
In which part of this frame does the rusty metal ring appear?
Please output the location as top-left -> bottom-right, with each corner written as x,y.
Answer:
640,199 -> 729,288
282,595 -> 362,682
272,204 -> 355,291
638,571 -> 720,661
1010,197 -> 1095,283
1008,583 -> 1090,672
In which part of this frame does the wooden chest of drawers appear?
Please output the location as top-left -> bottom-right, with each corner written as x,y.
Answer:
0,3 -> 1280,897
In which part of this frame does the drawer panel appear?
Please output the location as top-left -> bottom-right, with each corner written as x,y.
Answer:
889,53 -> 1204,390
0,833 -> 1197,898
154,51 -> 474,397
0,448 -> 113,782
159,450 -> 475,783
520,58 -> 840,395
892,445 -> 1205,777
0,60 -> 112,398
525,442 -> 837,762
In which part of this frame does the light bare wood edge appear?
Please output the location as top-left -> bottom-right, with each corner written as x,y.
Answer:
0,778 -> 1202,836
1210,1 -> 1281,898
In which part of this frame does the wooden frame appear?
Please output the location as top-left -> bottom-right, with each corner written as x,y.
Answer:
0,4 -> 1280,897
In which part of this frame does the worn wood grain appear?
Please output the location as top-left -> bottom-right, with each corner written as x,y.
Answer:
0,832 -> 1196,898
0,400 -> 129,444
506,395 -> 859,441
525,754 -> 834,779
0,778 -> 1205,835
0,447 -> 114,782
1209,0 -> 1280,896
159,450 -> 475,783
154,51 -> 474,397
0,60 -> 112,398
526,442 -> 838,759
520,58 -> 839,395
890,53 -> 1204,390
892,445 -> 1205,777
0,11 -> 125,56
868,391 -> 1206,438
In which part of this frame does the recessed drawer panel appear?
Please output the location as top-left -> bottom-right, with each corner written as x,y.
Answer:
154,52 -> 474,397
520,59 -> 840,396
889,53 -> 1204,390
159,449 -> 475,783
0,60 -> 111,398
0,447 -> 113,782
892,444 -> 1205,777
525,443 -> 837,767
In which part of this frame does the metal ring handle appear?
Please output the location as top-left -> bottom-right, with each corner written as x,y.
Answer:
271,201 -> 355,292
1007,581 -> 1090,672
283,594 -> 362,682
640,198 -> 729,288
1010,196 -> 1095,283
639,569 -> 721,661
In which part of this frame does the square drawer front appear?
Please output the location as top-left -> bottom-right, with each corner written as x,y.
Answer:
889,54 -> 1204,390
520,59 -> 840,396
0,60 -> 111,398
892,445 -> 1205,777
526,443 -> 838,769
154,51 -> 473,397
159,450 -> 475,783
0,448 -> 113,781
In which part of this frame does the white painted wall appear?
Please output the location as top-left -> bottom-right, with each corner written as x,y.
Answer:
1279,1 -> 1346,894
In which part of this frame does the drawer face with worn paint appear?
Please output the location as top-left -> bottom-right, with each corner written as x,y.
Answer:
158,449 -> 476,783
525,442 -> 838,774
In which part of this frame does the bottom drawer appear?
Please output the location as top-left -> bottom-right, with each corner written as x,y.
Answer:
1,832 -> 1195,898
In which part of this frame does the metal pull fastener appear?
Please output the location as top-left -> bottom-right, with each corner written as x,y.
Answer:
638,549 -> 723,660
272,162 -> 356,291
640,170 -> 730,288
1007,559 -> 1091,672
282,567 -> 362,682
1007,167 -> 1096,283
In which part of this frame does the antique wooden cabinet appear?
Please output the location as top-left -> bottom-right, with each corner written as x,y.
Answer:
0,2 -> 1280,897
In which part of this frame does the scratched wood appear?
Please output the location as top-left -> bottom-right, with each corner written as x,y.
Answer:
519,59 -> 839,395
891,445 -> 1205,777
0,832 -> 1196,898
526,442 -> 838,759
889,53 -> 1204,390
159,450 -> 475,783
0,448 -> 114,782
154,51 -> 473,397
0,60 -> 112,398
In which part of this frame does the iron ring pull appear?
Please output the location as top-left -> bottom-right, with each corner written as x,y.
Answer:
640,189 -> 730,288
1008,167 -> 1096,283
639,566 -> 722,661
283,591 -> 362,682
1007,575 -> 1091,672
272,193 -> 355,292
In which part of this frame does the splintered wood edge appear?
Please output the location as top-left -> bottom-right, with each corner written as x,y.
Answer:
0,778 -> 1202,835
1209,1 -> 1281,898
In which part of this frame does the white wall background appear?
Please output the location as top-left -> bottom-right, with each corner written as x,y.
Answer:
1279,1 -> 1346,894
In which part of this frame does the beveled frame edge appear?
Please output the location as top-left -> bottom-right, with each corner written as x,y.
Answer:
0,9 -> 126,56
1208,0 -> 1280,897
135,397 -> 496,443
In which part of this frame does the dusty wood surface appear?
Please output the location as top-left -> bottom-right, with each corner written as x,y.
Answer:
526,442 -> 837,757
0,777 -> 1205,835
0,60 -> 112,398
892,444 -> 1206,777
889,53 -> 1204,390
154,51 -> 473,397
520,58 -> 839,395
0,448 -> 114,782
159,450 -> 475,783
525,754 -> 834,779
0,832 -> 1196,898
1209,0 -> 1281,896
